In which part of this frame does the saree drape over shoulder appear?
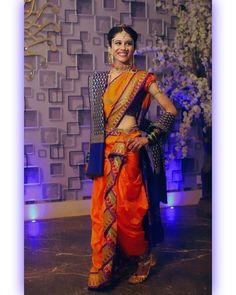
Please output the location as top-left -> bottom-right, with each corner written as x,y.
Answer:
87,69 -> 167,289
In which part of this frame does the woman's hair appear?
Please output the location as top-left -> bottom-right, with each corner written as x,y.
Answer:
107,25 -> 138,48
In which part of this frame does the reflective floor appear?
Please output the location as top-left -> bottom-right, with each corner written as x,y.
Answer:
24,205 -> 212,295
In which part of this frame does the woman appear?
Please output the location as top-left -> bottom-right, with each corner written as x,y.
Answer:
86,24 -> 177,290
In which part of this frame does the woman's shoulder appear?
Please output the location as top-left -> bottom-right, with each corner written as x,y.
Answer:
89,71 -> 109,78
88,71 -> 109,86
136,70 -> 156,91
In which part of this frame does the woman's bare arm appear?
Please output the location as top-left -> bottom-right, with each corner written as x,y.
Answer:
148,82 -> 177,115
127,81 -> 177,152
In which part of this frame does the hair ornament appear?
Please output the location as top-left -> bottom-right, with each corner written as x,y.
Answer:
119,24 -> 126,31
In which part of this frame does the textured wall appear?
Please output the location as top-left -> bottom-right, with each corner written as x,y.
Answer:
24,0 -> 204,204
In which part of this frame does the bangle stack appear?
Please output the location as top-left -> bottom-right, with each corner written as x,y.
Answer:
146,129 -> 161,145
143,112 -> 176,145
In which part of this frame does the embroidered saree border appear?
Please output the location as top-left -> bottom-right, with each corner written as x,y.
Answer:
88,71 -> 108,144
88,140 -> 127,289
105,71 -> 137,121
106,71 -> 149,131
87,72 -> 108,177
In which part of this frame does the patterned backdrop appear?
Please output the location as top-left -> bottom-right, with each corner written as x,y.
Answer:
24,0 -> 204,204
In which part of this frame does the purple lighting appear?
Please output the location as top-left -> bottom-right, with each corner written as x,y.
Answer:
164,205 -> 176,222
28,220 -> 40,237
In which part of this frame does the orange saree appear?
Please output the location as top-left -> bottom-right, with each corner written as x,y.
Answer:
88,70 -> 156,288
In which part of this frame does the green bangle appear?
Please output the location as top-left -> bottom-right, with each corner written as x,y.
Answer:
147,130 -> 160,144
147,128 -> 162,144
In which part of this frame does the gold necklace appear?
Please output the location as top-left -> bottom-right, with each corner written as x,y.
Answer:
111,63 -> 133,73
107,64 -> 136,86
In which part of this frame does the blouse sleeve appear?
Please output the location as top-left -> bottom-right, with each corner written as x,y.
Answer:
144,73 -> 156,92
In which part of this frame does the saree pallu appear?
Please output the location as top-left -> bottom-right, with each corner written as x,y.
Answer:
88,129 -> 149,288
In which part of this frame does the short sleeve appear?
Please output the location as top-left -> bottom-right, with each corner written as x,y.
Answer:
144,73 -> 156,92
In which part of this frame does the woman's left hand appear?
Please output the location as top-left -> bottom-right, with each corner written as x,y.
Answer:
127,137 -> 149,152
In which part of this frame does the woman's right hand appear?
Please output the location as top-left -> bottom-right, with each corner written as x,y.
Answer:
127,136 -> 149,152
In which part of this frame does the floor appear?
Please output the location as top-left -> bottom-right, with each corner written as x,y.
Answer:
24,205 -> 212,295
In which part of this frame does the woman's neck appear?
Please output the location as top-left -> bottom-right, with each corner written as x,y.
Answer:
111,62 -> 134,73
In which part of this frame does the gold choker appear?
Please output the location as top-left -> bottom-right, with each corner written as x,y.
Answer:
111,63 -> 134,72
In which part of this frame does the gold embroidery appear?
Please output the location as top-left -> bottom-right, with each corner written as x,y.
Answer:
107,71 -> 148,129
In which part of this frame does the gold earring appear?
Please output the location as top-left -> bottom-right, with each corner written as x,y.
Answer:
108,51 -> 114,64
132,55 -> 135,66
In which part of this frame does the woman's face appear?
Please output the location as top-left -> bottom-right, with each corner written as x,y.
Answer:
110,31 -> 135,65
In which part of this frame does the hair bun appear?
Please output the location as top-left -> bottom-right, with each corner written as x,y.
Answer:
119,24 -> 126,31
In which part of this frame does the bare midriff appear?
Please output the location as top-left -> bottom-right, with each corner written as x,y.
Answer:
116,114 -> 137,131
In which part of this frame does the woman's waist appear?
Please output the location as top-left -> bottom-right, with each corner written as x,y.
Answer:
105,125 -> 140,137
104,126 -> 142,153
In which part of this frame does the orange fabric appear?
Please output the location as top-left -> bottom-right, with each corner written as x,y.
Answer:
143,73 -> 156,92
103,70 -> 135,119
90,131 -> 149,272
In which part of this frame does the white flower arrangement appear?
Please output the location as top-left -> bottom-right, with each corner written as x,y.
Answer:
136,0 -> 212,160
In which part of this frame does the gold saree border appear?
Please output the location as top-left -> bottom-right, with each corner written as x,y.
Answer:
106,71 -> 148,130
